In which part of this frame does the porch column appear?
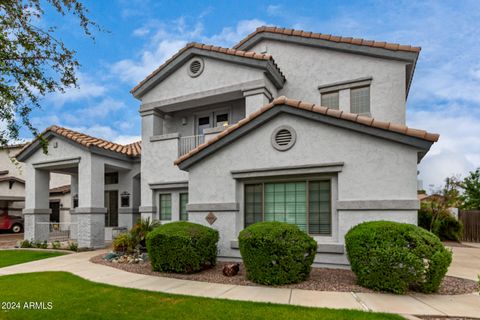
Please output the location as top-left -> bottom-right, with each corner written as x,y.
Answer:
23,165 -> 51,242
75,155 -> 106,248
139,109 -> 163,221
243,88 -> 272,115
69,173 -> 79,240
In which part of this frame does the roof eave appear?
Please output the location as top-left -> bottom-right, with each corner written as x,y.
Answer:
130,47 -> 285,99
235,31 -> 419,94
177,105 -> 436,171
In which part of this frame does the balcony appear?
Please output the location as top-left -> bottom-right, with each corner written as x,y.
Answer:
179,135 -> 205,157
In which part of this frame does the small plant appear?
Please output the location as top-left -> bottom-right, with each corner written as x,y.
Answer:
51,241 -> 61,249
239,221 -> 317,285
147,221 -> 218,273
68,241 -> 78,252
130,218 -> 161,249
33,240 -> 48,249
20,239 -> 32,248
113,232 -> 136,254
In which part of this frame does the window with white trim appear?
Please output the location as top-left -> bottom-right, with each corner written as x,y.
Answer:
179,193 -> 188,221
159,194 -> 172,220
350,86 -> 370,115
321,91 -> 339,109
244,180 -> 331,235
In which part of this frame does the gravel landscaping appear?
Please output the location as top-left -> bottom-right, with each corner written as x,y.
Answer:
91,254 -> 478,295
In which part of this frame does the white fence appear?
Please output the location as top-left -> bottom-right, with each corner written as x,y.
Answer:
179,135 -> 205,156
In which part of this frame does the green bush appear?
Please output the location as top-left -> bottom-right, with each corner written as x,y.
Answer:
146,222 -> 219,273
434,215 -> 463,242
418,207 -> 463,242
345,221 -> 452,294
238,221 -> 317,285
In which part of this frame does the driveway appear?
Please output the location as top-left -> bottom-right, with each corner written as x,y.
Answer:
447,244 -> 480,281
0,232 -> 22,248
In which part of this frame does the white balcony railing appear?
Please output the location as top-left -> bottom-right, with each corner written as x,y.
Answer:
179,135 -> 205,157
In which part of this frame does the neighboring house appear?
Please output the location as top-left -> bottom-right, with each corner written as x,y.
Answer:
0,144 -> 71,223
17,26 -> 438,266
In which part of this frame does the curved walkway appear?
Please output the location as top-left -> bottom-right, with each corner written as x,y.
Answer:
0,249 -> 479,319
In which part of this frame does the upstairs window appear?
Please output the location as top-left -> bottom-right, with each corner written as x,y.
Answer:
321,91 -> 339,109
105,172 -> 118,185
350,86 -> 370,115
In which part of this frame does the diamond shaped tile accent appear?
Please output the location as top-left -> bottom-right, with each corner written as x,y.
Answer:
206,212 -> 217,225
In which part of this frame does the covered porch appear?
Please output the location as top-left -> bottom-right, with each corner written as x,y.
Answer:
16,126 -> 141,248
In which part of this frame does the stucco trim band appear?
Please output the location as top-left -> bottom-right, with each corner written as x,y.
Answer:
118,207 -> 140,214
33,157 -> 81,169
139,206 -> 157,213
150,133 -> 180,142
336,200 -> 420,210
231,240 -> 344,254
318,77 -> 373,93
231,162 -> 344,179
23,209 -> 52,215
187,203 -> 239,212
71,207 -> 108,214
149,181 -> 188,190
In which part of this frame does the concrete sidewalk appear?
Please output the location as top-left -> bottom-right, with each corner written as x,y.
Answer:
0,250 -> 479,318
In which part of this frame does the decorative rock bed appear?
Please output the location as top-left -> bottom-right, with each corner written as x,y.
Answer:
90,254 -> 478,295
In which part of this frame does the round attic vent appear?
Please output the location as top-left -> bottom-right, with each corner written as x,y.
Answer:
188,58 -> 204,78
271,126 -> 296,151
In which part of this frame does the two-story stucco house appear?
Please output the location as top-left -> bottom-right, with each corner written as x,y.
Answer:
17,26 -> 438,266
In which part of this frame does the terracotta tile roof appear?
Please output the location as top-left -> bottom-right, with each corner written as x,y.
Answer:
233,26 -> 421,53
17,125 -> 141,158
174,96 -> 439,166
49,184 -> 70,194
131,42 -> 285,94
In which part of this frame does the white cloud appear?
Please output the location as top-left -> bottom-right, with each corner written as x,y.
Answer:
203,19 -> 266,46
111,18 -> 267,85
132,26 -> 150,37
83,97 -> 126,118
48,72 -> 107,107
266,5 -> 282,16
111,39 -> 187,83
114,135 -> 141,145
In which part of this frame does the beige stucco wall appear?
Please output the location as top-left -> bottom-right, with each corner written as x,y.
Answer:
186,113 -> 420,265
249,40 -> 408,124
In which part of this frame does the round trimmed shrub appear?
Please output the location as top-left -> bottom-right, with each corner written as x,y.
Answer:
146,221 -> 219,273
345,221 -> 452,294
239,221 -> 317,285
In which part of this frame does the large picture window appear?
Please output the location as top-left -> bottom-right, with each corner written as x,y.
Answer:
159,194 -> 172,220
244,180 -> 331,235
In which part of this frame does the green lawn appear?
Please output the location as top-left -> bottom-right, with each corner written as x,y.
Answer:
0,250 -> 66,268
0,272 -> 403,320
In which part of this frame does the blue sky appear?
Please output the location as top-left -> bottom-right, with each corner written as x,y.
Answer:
28,0 -> 480,189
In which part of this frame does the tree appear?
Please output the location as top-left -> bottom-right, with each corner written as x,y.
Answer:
0,0 -> 98,146
460,168 -> 480,210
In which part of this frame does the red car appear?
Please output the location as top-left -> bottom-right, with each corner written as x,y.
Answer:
0,212 -> 24,233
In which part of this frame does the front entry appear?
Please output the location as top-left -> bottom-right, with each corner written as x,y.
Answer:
104,191 -> 118,227
49,201 -> 60,223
